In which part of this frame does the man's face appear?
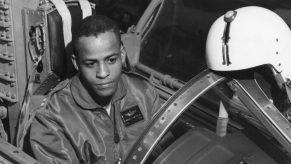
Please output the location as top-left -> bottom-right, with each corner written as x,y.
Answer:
73,31 -> 125,98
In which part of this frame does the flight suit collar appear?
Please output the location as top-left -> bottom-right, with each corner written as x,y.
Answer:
70,74 -> 126,110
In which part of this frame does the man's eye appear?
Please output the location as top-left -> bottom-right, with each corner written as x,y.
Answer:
85,62 -> 95,67
107,57 -> 118,64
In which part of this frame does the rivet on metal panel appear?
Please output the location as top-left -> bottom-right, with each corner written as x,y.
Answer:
159,116 -> 165,124
11,94 -> 16,99
138,147 -> 142,151
9,73 -> 14,78
154,123 -> 159,129
5,91 -> 10,97
133,155 -> 137,160
6,33 -> 10,39
265,105 -> 271,110
143,138 -> 149,144
1,31 -> 5,37
4,16 -> 9,22
149,131 -> 153,136
10,83 -> 15,87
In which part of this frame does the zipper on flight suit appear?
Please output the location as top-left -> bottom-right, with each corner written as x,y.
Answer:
113,105 -> 120,144
99,103 -> 122,163
111,103 -> 122,163
98,105 -> 120,144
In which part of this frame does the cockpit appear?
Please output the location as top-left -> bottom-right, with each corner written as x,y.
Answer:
0,0 -> 291,163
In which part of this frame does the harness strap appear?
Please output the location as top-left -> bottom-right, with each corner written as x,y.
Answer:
78,0 -> 92,18
50,0 -> 72,47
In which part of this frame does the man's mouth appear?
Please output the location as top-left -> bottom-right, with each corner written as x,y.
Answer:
96,81 -> 114,89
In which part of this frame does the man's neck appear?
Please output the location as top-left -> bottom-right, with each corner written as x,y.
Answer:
104,102 -> 112,115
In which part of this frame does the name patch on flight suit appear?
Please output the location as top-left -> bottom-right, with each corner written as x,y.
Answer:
121,106 -> 144,127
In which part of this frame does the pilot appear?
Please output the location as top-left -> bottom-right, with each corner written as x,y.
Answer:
28,15 -> 161,164
205,6 -> 291,116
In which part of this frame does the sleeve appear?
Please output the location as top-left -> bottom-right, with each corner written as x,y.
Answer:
29,110 -> 79,164
148,82 -> 163,118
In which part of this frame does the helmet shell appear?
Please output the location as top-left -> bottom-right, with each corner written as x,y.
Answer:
206,6 -> 291,80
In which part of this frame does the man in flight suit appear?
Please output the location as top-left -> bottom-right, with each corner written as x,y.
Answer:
28,15 -> 161,164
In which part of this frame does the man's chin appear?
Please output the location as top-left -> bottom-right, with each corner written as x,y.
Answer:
95,87 -> 116,98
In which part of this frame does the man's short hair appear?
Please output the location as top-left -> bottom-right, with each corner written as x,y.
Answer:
73,15 -> 121,55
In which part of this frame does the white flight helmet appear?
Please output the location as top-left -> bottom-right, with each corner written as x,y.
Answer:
206,6 -> 291,83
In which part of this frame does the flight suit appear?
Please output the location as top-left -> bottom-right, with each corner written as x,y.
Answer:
29,72 -> 161,164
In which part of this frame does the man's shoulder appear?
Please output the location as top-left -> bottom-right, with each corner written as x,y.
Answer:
122,71 -> 150,86
42,78 -> 73,100
50,78 -> 71,93
39,78 -> 71,106
121,71 -> 156,93
34,78 -> 72,114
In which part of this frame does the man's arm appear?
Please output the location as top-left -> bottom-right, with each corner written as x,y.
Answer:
29,110 -> 79,164
148,82 -> 163,118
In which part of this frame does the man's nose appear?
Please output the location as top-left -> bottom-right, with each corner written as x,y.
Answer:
96,63 -> 109,78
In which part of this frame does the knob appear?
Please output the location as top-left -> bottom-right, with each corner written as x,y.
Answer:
224,10 -> 237,23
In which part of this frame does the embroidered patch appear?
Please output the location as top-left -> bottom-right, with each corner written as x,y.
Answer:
121,105 -> 144,127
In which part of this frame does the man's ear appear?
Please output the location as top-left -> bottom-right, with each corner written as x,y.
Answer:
121,45 -> 126,64
71,54 -> 79,71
